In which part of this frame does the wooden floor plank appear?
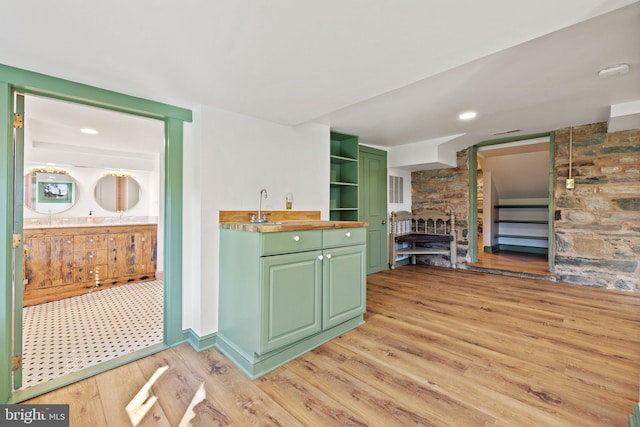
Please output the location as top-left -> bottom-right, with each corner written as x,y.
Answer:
22,265 -> 640,426
94,361 -> 172,427
180,345 -> 304,426
285,352 -> 456,426
26,377 -> 107,427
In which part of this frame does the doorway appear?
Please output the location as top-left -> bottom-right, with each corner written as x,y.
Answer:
0,63 -> 190,404
20,94 -> 165,388
470,135 -> 555,276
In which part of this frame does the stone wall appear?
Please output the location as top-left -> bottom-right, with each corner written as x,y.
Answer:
412,150 -> 470,266
554,122 -> 640,291
410,122 -> 640,292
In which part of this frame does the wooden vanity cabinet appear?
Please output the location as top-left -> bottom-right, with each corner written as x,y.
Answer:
23,234 -> 74,289
106,229 -> 156,279
23,224 -> 157,306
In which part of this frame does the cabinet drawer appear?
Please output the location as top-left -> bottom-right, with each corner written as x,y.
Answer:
74,264 -> 106,284
323,227 -> 366,248
74,234 -> 108,250
74,250 -> 108,266
261,230 -> 322,256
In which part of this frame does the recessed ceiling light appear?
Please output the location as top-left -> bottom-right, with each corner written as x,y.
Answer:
458,111 -> 477,121
81,128 -> 99,135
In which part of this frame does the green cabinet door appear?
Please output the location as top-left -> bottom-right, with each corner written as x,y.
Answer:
260,250 -> 323,354
323,244 -> 366,329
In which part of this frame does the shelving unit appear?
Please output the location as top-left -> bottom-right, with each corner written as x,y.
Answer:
330,131 -> 359,221
493,202 -> 549,254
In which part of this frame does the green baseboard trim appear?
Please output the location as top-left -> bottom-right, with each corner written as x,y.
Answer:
8,342 -> 169,404
394,257 -> 411,267
217,315 -> 364,380
185,329 -> 218,352
629,403 -> 639,427
483,245 -> 500,253
497,244 -> 548,255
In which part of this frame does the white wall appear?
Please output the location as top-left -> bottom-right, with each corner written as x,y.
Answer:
388,166 -> 412,214
182,105 -> 330,337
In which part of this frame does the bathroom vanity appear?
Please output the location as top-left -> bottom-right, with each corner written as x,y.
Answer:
23,223 -> 157,306
218,219 -> 368,379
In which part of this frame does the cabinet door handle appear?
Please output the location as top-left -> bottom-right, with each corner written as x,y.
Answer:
293,235 -> 300,242
326,254 -> 332,259
317,255 -> 323,260
345,232 -> 351,237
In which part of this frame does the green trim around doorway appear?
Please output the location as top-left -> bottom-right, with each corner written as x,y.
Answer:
468,132 -> 556,270
0,81 -> 13,405
547,132 -> 556,272
0,63 -> 192,403
468,146 -> 478,263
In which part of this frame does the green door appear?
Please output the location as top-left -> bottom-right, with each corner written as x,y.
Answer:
323,244 -> 366,329
260,251 -> 323,354
359,146 -> 388,274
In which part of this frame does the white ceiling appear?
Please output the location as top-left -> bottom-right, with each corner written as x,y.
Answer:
3,0 -> 639,170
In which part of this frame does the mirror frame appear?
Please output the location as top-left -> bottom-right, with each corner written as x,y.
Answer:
24,168 -> 79,214
94,173 -> 142,212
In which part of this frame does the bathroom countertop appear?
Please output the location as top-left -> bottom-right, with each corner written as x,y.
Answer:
24,222 -> 157,229
219,220 -> 368,233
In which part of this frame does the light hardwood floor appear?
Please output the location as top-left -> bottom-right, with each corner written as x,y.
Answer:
25,265 -> 640,426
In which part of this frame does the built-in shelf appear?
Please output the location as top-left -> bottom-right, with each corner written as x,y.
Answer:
330,131 -> 359,221
495,234 -> 548,240
492,200 -> 549,254
494,219 -> 548,224
494,204 -> 548,209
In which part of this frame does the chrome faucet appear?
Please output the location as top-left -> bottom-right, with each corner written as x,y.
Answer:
253,188 -> 269,223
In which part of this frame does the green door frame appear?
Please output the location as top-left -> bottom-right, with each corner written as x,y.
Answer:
468,132 -> 556,272
0,64 -> 192,403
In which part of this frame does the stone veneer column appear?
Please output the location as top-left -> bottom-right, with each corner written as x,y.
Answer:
554,122 -> 640,291
412,150 -> 470,266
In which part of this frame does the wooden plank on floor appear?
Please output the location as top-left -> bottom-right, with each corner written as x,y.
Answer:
18,265 -> 640,426
25,377 -> 108,427
95,360 -> 171,427
177,344 -> 304,426
286,343 -> 497,426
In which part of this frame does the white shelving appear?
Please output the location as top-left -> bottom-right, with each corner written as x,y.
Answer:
493,199 -> 549,254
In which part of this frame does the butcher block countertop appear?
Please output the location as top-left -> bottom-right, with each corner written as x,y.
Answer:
219,210 -> 367,232
219,220 -> 368,233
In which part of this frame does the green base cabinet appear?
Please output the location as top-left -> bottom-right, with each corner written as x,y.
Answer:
218,227 -> 366,379
261,250 -> 323,353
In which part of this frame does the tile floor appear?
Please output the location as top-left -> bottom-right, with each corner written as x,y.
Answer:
21,280 -> 163,388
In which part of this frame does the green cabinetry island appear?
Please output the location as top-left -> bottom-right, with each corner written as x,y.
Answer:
218,220 -> 367,379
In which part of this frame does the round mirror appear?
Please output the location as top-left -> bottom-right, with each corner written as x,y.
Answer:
94,174 -> 141,212
24,169 -> 79,214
